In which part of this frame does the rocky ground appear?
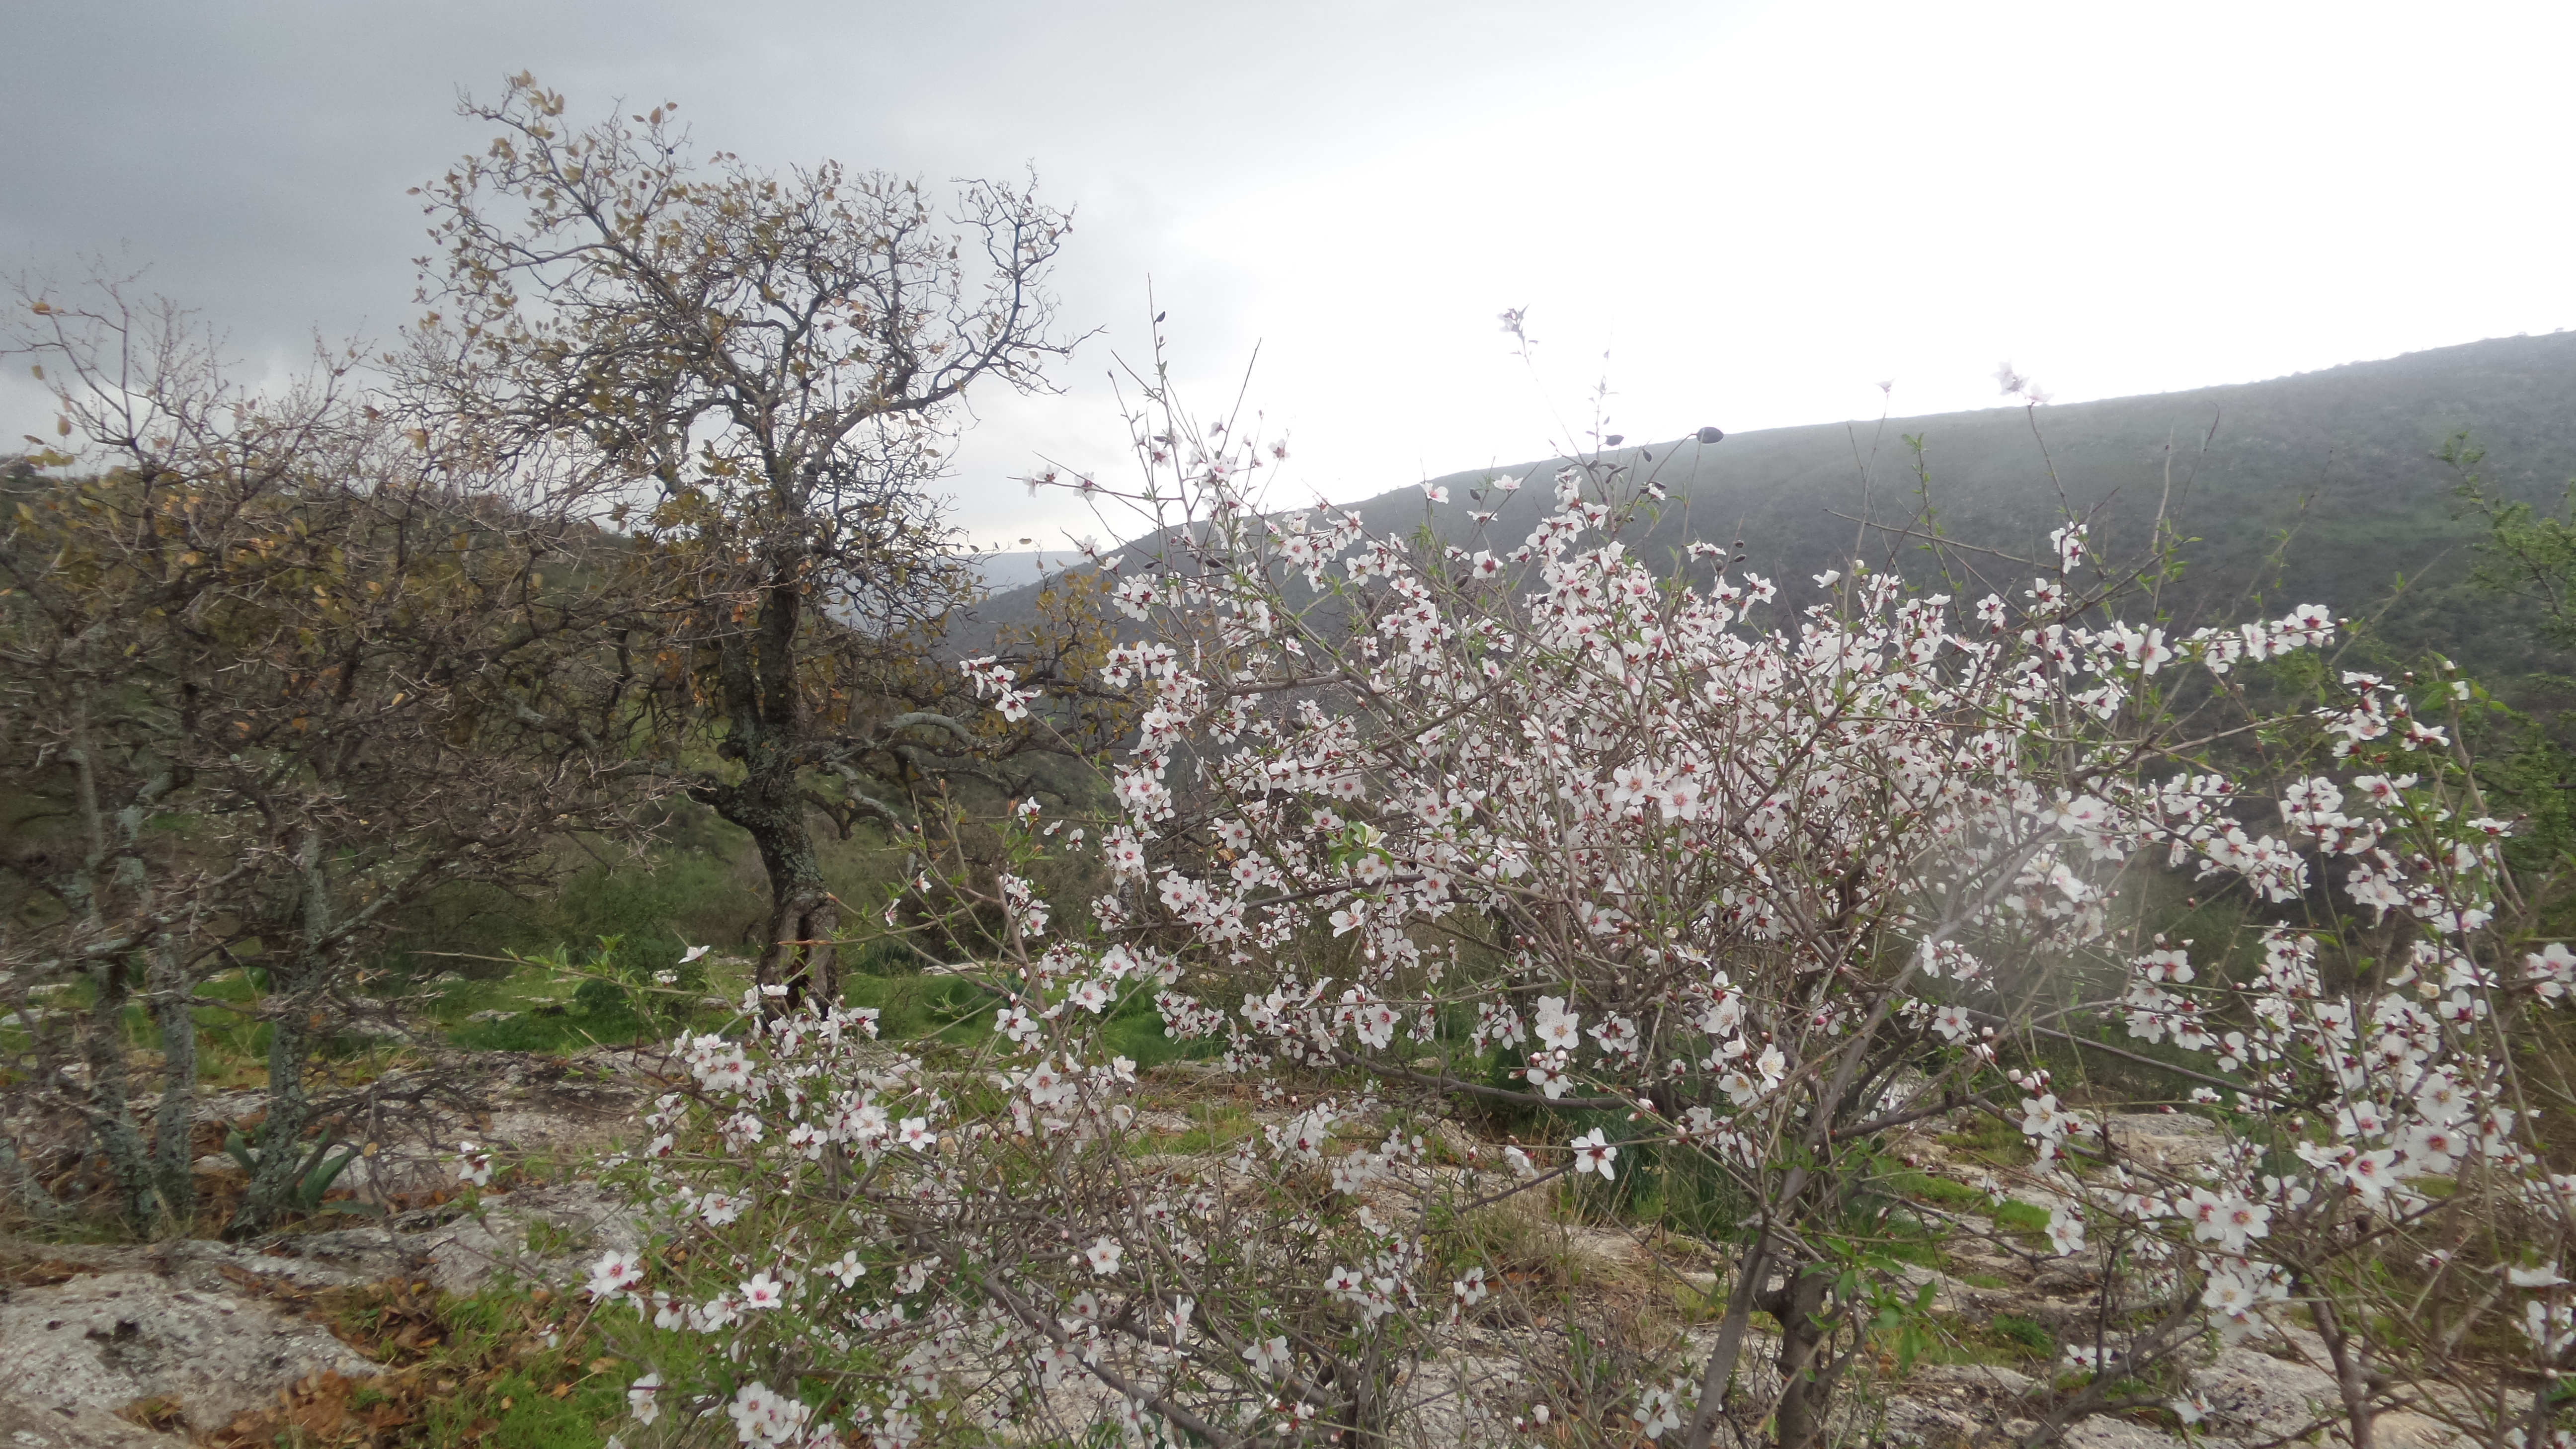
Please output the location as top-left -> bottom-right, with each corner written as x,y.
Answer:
0,1050 -> 2492,1448
3,1046 -> 659,1446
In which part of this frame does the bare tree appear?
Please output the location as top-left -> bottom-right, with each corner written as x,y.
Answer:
0,278 -> 645,1234
407,76 -> 1086,1008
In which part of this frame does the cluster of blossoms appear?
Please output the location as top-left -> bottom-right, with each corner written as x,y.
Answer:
590,928 -> 1488,1443
2041,915 -> 2576,1365
592,411 -> 2576,1449
1041,434 -> 2576,1437
958,655 -> 1040,722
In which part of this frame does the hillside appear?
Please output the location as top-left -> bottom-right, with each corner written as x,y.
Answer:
969,331 -> 2576,689
969,547 -> 1075,594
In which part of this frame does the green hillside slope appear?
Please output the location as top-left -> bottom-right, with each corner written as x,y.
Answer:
973,331 -> 2576,690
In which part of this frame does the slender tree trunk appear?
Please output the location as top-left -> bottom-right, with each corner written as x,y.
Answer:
60,694 -> 159,1226
1313,1344 -> 1394,1449
763,869 -> 843,1012
114,772 -> 195,1227
79,956 -> 161,1228
147,933 -> 198,1227
1688,1227 -> 1775,1448
231,844 -> 330,1238
751,788 -> 839,1011
231,961 -> 318,1237
1687,1164 -> 1814,1449
2306,1277 -> 2378,1449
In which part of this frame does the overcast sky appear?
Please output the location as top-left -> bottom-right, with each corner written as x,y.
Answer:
6,0 -> 2570,550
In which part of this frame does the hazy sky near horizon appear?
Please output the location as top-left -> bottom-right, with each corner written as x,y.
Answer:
5,1 -> 2570,550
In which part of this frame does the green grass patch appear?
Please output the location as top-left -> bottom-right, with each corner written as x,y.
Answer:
1992,1200 -> 2053,1244
1990,1313 -> 2056,1355
1936,1112 -> 2035,1167
840,971 -> 1005,1044
213,1276 -> 645,1448
1165,1103 -> 1257,1155
1878,1235 -> 1944,1269
1927,1309 -> 2058,1365
448,1010 -> 646,1054
434,939 -> 740,1053
1886,1169 -> 1995,1213
1103,1010 -> 1222,1070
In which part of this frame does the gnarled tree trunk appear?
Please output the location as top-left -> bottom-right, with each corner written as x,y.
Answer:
1764,1262 -> 1851,1449
703,554 -> 844,1014
736,789 -> 841,1012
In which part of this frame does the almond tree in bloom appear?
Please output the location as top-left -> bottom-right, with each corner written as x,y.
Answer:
587,367 -> 2576,1449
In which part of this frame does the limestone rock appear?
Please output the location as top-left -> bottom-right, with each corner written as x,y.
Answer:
0,1393 -> 187,1449
1908,1362 -> 2037,1399
2377,1410 -> 2478,1449
1868,1392 -> 1985,1446
2064,1417 -> 2191,1449
0,1270 -> 376,1432
2188,1345 -> 2340,1439
404,1180 -> 646,1294
156,1234 -> 406,1293
2100,1112 -> 2227,1170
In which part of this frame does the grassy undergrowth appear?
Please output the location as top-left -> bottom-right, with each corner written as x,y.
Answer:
0,926 -> 1234,1097
197,1275 -> 645,1449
